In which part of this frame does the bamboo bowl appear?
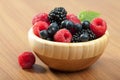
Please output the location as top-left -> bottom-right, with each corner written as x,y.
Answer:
28,27 -> 109,71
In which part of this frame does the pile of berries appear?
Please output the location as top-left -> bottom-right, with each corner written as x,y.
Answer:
32,7 -> 107,43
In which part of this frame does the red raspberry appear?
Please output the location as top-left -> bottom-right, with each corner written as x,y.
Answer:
90,18 -> 107,37
33,21 -> 49,37
32,13 -> 50,25
67,14 -> 81,24
54,28 -> 72,43
18,52 -> 35,69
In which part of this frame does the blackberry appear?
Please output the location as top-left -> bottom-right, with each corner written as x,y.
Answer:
71,29 -> 96,42
87,29 -> 96,40
72,31 -> 81,42
48,7 -> 67,25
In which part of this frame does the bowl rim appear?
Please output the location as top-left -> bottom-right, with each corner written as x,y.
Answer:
28,27 -> 109,46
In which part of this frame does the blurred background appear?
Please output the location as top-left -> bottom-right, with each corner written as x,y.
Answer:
0,0 -> 120,80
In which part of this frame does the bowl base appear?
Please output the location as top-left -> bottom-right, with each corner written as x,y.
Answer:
35,52 -> 102,72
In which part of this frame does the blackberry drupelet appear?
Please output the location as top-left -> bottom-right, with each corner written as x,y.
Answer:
71,31 -> 81,42
87,29 -> 96,40
48,7 -> 67,25
71,29 -> 96,42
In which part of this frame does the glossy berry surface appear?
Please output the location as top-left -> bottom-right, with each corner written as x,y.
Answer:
47,22 -> 59,37
54,28 -> 72,42
61,20 -> 74,29
80,32 -> 89,42
18,52 -> 35,69
82,20 -> 90,29
90,18 -> 107,37
74,23 -> 82,32
40,30 -> 49,39
33,21 -> 49,37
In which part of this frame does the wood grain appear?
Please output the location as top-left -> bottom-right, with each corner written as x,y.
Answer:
0,0 -> 120,80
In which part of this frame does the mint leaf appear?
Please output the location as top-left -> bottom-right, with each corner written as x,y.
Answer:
78,11 -> 100,22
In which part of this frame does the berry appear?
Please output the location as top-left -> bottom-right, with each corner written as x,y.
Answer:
40,30 -> 49,39
47,22 -> 59,37
72,29 -> 96,42
82,20 -> 90,29
61,20 -> 74,29
90,18 -> 107,37
33,21 -> 49,37
87,29 -> 96,40
18,52 -> 35,69
74,23 -> 82,32
48,7 -> 67,25
54,28 -> 72,43
32,13 -> 50,25
67,14 -> 81,24
72,32 -> 81,42
61,20 -> 75,34
80,33 -> 89,42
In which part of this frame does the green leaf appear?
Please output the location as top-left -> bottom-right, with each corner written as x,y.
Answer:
78,11 -> 100,22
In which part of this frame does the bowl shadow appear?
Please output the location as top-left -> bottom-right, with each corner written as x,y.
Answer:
24,64 -> 47,73
50,66 -> 90,74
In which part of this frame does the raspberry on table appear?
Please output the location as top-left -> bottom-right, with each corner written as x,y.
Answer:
90,18 -> 107,37
18,52 -> 36,69
32,13 -> 50,25
67,14 -> 81,24
54,28 -> 72,43
33,21 -> 49,37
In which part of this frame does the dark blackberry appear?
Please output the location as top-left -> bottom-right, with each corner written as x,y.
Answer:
71,31 -> 81,42
87,29 -> 96,40
48,7 -> 67,25
71,29 -> 96,42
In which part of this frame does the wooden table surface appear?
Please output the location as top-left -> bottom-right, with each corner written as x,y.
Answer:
0,0 -> 120,80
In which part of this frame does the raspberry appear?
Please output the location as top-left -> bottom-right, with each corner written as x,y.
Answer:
18,52 -> 35,69
54,28 -> 72,43
32,13 -> 50,25
90,18 -> 107,37
33,21 -> 49,37
67,14 -> 81,24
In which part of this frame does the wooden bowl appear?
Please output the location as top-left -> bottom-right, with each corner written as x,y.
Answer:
28,28 -> 109,71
